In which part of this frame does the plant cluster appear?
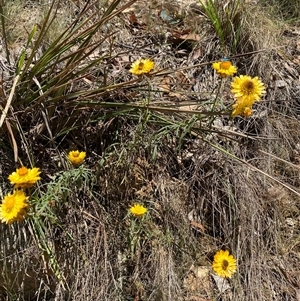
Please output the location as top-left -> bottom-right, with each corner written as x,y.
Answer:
0,150 -> 86,225
0,0 -> 299,299
213,59 -> 266,117
0,167 -> 41,224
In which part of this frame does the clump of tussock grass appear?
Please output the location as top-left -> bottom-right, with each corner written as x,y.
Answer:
84,120 -> 299,300
0,222 -> 57,299
0,0 -> 300,300
186,158 -> 278,300
197,0 -> 282,77
0,0 -> 77,60
259,0 -> 300,25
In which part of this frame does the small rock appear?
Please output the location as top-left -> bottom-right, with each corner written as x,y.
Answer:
275,80 -> 286,88
211,273 -> 231,293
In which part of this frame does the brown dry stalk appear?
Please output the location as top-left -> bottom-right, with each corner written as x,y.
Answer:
0,74 -> 19,128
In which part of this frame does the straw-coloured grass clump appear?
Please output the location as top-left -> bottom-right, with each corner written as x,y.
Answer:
0,0 -> 299,300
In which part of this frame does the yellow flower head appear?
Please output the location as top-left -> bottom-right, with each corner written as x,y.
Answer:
231,75 -> 266,103
68,150 -> 86,166
212,250 -> 237,278
129,59 -> 154,75
129,204 -> 147,217
0,190 -> 29,224
232,97 -> 254,117
8,166 -> 41,189
212,60 -> 237,78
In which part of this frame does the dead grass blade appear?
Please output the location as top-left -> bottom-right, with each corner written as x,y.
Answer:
259,149 -> 300,171
0,74 -> 19,128
5,119 -> 18,162
201,137 -> 300,197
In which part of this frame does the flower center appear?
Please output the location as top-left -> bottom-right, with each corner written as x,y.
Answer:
242,80 -> 254,93
73,151 -> 79,157
18,167 -> 29,176
5,196 -> 16,211
138,62 -> 145,70
222,259 -> 229,270
220,61 -> 232,70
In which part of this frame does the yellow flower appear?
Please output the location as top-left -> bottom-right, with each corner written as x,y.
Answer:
212,250 -> 237,278
8,166 -> 41,189
68,150 -> 86,166
231,75 -> 266,103
129,59 -> 154,75
232,97 -> 254,117
0,190 -> 29,224
129,204 -> 147,217
212,60 -> 237,78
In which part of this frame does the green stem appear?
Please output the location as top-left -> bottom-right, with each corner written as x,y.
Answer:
208,77 -> 223,129
0,0 -> 10,65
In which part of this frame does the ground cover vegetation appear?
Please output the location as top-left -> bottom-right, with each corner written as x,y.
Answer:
0,0 -> 299,300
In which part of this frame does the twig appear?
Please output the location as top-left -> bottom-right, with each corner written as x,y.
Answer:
5,120 -> 18,162
0,74 -> 19,128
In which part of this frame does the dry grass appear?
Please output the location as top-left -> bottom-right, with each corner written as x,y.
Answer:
0,0 -> 300,300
